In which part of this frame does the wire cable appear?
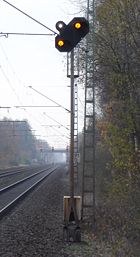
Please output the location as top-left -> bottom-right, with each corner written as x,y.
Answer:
0,32 -> 54,37
29,86 -> 70,113
0,64 -> 23,106
2,0 -> 57,35
43,112 -> 70,131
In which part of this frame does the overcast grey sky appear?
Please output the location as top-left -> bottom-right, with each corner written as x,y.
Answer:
0,0 -> 85,148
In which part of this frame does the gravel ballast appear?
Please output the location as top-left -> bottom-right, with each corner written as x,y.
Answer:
0,165 -> 68,257
0,164 -> 110,257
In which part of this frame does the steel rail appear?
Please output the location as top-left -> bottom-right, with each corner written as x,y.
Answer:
0,166 -> 54,193
0,166 -> 28,176
0,166 -> 57,219
0,165 -> 50,179
0,169 -> 30,179
0,166 -> 36,177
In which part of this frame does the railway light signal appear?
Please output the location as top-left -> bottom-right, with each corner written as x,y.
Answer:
55,17 -> 89,52
57,39 -> 64,47
74,22 -> 82,29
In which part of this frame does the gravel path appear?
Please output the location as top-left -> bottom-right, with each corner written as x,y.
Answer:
0,164 -> 110,257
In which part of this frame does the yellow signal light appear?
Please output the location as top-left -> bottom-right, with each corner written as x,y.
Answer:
57,40 -> 64,47
74,22 -> 82,29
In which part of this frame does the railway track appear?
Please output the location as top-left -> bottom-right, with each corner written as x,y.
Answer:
0,165 -> 32,174
0,165 -> 49,179
0,165 -> 53,189
0,165 -> 57,219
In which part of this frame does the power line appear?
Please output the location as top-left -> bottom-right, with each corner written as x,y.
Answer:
2,0 -> 57,35
0,64 -> 23,106
0,44 -> 56,136
0,63 -> 68,143
29,86 -> 70,113
0,41 -> 28,91
15,105 -> 61,108
44,124 -> 70,140
0,32 -> 54,37
43,112 -> 69,131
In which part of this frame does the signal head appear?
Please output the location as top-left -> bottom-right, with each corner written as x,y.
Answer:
55,17 -> 89,52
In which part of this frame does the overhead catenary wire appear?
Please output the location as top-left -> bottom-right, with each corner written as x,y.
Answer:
0,0 -> 69,148
0,62 -> 42,128
0,46 -> 69,144
0,75 -> 49,137
45,126 -> 70,140
2,0 -> 57,35
44,124 -> 70,141
0,32 -> 55,37
43,112 -> 69,132
29,86 -> 70,113
0,41 -> 26,88
0,64 -> 23,106
15,105 -> 62,108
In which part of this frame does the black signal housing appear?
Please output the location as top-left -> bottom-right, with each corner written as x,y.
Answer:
55,17 -> 89,52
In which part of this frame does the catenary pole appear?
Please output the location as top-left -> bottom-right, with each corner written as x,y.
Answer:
81,0 -> 96,231
92,0 -> 96,232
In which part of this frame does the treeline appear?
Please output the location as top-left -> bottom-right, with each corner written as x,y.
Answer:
0,118 -> 49,167
78,0 -> 140,255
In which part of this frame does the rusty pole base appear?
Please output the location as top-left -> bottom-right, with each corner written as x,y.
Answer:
63,196 -> 81,242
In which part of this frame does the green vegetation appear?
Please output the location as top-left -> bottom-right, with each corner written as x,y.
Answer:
77,0 -> 140,255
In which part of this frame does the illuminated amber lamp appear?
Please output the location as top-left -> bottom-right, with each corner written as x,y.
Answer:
57,39 -> 64,47
74,22 -> 82,29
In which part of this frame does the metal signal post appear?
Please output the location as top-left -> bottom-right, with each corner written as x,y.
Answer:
62,48 -> 81,242
55,17 -> 89,242
70,48 -> 75,199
